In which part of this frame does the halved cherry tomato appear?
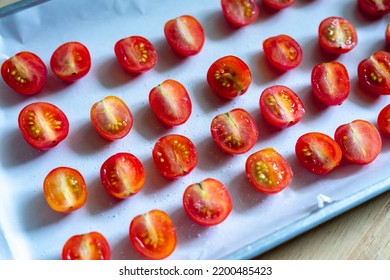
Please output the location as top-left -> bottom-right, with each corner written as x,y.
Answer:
358,0 -> 390,18
295,132 -> 342,175
1,51 -> 47,95
318,16 -> 358,55
207,55 -> 252,99
334,119 -> 382,165
245,148 -> 293,194
129,209 -> 176,260
259,85 -> 305,129
377,104 -> 390,136
210,108 -> 259,154
386,22 -> 390,47
100,153 -> 145,199
220,0 -> 259,27
50,41 -> 91,82
311,61 -> 350,106
43,167 -> 87,213
263,0 -> 295,10
149,79 -> 192,127
152,134 -> 197,179
114,36 -> 157,73
90,96 -> 133,140
62,231 -> 110,260
18,102 -> 69,150
357,51 -> 390,95
263,34 -> 303,71
164,15 -> 205,57
183,178 -> 232,226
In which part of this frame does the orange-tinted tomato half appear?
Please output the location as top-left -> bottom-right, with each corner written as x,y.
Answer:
220,0 -> 259,27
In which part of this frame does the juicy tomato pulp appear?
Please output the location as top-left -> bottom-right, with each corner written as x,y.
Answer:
245,148 -> 293,194
62,231 -> 111,260
152,134 -> 197,179
164,15 -> 205,57
210,108 -> 259,154
43,167 -> 87,213
378,104 -> 390,136
263,0 -> 296,10
295,132 -> 342,175
357,51 -> 390,95
183,178 -> 232,226
90,96 -> 133,140
1,51 -> 47,95
129,209 -> 176,259
50,41 -> 91,82
100,153 -> 145,199
263,34 -> 303,71
311,61 -> 350,106
358,0 -> 390,17
318,16 -> 358,54
114,36 -> 157,73
18,102 -> 69,150
334,120 -> 382,165
220,0 -> 259,27
259,85 -> 305,128
149,79 -> 192,127
207,55 -> 252,99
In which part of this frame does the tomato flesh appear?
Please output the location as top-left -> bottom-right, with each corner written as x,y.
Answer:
220,0 -> 259,27
377,104 -> 390,137
358,0 -> 390,17
263,0 -> 295,10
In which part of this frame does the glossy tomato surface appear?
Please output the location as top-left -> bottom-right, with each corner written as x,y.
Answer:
210,108 -> 259,154
129,209 -> 176,260
377,104 -> 390,136
263,0 -> 295,10
50,41 -> 91,82
100,153 -> 145,199
43,167 -> 87,213
358,0 -> 390,17
259,85 -> 305,128
220,0 -> 259,27
62,231 -> 111,260
1,51 -> 47,95
207,55 -> 252,99
18,102 -> 69,150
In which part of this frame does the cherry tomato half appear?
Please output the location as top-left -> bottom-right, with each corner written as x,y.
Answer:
50,41 -> 91,82
259,85 -> 305,129
386,22 -> 390,47
62,231 -> 111,260
377,104 -> 390,136
18,102 -> 69,150
263,0 -> 296,10
1,51 -> 47,95
334,119 -> 382,165
100,153 -> 145,199
220,0 -> 259,27
114,36 -> 157,73
90,96 -> 133,140
43,167 -> 87,213
183,178 -> 232,226
210,108 -> 259,154
129,209 -> 176,260
358,0 -> 390,18
207,55 -> 252,99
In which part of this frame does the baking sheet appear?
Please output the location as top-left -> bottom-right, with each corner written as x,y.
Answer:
0,0 -> 390,260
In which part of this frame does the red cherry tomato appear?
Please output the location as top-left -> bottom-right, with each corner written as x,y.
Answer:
210,108 -> 259,154
152,134 -> 198,179
358,0 -> 390,17
357,51 -> 390,95
43,167 -> 87,213
318,16 -> 358,55
263,0 -> 295,10
311,61 -> 350,106
263,34 -> 303,71
18,102 -> 69,150
164,15 -> 205,57
90,96 -> 133,140
259,85 -> 305,129
295,132 -> 342,175
114,36 -> 157,73
50,42 -> 91,82
220,0 -> 259,27
377,104 -> 390,137
1,51 -> 47,95
100,153 -> 145,199
245,148 -> 293,194
149,79 -> 192,127
334,119 -> 382,165
183,178 -> 232,226
129,209 -> 176,260
386,22 -> 390,47
207,55 -> 252,99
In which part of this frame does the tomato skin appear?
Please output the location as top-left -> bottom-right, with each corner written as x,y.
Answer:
220,0 -> 259,27
358,0 -> 390,17
1,51 -> 47,95
129,209 -> 176,260
378,104 -> 390,137
263,0 -> 295,10
259,85 -> 305,128
18,102 -> 69,150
